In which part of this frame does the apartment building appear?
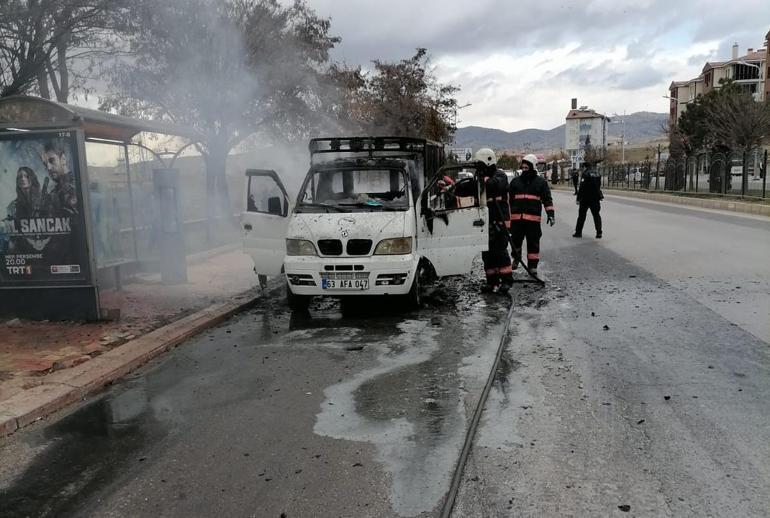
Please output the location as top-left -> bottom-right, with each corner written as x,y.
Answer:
669,38 -> 767,126
565,98 -> 608,168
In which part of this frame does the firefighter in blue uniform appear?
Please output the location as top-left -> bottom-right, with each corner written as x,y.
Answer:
508,154 -> 555,277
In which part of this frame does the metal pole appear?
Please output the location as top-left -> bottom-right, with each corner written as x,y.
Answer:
621,119 -> 625,164
655,144 -> 661,191
695,155 -> 699,193
124,144 -> 139,261
722,154 -> 727,195
626,163 -> 630,189
741,151 -> 747,197
762,149 -> 768,199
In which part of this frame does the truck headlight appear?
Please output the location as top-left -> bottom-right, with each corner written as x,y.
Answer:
286,239 -> 317,256
374,237 -> 412,255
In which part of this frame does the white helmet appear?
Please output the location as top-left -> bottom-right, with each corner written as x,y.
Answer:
474,148 -> 497,165
521,154 -> 538,170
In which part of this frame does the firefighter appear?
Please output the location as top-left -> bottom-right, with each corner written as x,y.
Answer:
509,154 -> 555,277
476,148 -> 513,294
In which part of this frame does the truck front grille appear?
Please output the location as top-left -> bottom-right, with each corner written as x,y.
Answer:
346,239 -> 372,256
318,239 -> 343,256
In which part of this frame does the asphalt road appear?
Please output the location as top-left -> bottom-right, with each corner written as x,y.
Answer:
0,271 -> 514,518
1,192 -> 769,517
455,192 -> 770,517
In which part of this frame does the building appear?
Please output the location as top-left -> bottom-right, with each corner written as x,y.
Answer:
565,98 -> 609,168
669,38 -> 768,126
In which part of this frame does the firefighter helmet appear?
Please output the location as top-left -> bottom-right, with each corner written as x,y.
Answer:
474,148 -> 497,165
521,154 -> 538,170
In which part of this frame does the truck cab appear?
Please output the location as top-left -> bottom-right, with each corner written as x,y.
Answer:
242,137 -> 489,312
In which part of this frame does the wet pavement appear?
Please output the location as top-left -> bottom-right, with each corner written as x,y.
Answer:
454,193 -> 770,517
2,193 -> 770,517
0,270 -> 512,518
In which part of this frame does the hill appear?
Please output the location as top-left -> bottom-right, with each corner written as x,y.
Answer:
454,112 -> 668,152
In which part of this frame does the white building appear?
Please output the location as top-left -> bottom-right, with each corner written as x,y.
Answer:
565,99 -> 609,169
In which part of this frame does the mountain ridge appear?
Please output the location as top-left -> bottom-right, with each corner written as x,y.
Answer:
454,111 -> 668,152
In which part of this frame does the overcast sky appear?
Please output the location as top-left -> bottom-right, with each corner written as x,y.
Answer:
307,0 -> 770,132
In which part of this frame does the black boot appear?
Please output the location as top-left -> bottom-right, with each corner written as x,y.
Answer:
572,232 -> 582,238
596,231 -> 602,239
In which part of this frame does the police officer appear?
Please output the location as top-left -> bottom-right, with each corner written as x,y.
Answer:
509,154 -> 555,277
573,161 -> 603,238
476,148 -> 513,294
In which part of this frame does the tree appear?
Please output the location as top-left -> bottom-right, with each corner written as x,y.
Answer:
0,0 -> 124,101
676,79 -> 769,192
336,49 -> 459,142
707,91 -> 770,193
497,153 -> 519,170
101,0 -> 339,221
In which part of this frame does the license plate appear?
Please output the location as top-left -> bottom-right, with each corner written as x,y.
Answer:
322,278 -> 369,290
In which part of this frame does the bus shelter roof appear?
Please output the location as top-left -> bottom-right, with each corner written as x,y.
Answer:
0,96 -> 198,143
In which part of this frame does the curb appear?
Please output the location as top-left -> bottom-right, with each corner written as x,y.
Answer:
0,281 -> 282,437
553,185 -> 770,217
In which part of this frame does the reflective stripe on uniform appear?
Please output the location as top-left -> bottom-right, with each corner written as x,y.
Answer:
527,253 -> 540,260
544,205 -> 554,211
514,194 -> 541,201
498,265 -> 513,274
511,213 -> 542,222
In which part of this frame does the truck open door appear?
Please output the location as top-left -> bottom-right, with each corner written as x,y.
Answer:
417,165 -> 488,277
241,169 -> 290,277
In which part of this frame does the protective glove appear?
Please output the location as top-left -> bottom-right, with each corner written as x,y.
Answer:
547,214 -> 555,226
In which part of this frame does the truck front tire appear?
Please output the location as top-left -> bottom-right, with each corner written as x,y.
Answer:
286,283 -> 311,312
404,266 -> 423,310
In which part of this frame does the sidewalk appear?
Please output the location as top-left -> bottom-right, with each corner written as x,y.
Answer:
0,248 -> 266,433
552,184 -> 770,217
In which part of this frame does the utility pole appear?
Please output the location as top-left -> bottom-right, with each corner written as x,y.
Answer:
612,112 -> 626,164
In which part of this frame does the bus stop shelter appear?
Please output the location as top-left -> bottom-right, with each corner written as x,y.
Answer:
0,96 -> 200,321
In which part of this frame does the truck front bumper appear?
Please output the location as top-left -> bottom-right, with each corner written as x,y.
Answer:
284,254 -> 418,296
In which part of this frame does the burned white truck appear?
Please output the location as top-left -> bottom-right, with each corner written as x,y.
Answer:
242,137 -> 489,311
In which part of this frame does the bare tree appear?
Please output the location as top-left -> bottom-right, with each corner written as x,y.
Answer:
706,92 -> 770,192
0,0 -> 124,101
707,92 -> 770,153
363,49 -> 459,141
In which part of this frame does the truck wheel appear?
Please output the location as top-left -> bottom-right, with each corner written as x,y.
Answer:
404,266 -> 423,310
286,283 -> 311,312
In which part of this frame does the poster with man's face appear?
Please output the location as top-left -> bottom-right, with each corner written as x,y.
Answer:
0,130 -> 90,285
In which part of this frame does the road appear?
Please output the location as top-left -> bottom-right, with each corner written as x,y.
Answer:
1,192 -> 769,517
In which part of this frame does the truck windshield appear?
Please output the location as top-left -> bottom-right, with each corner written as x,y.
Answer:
296,168 -> 409,213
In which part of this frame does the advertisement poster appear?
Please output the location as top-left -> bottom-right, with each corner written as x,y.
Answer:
0,130 -> 90,285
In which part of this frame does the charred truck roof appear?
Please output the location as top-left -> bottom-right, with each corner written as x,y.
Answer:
310,157 -> 410,171
308,137 -> 446,202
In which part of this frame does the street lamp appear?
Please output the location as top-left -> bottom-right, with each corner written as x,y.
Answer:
452,103 -> 472,141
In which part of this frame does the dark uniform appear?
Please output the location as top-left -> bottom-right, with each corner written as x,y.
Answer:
508,167 -> 554,273
571,169 -> 579,194
574,164 -> 603,238
482,164 -> 513,290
